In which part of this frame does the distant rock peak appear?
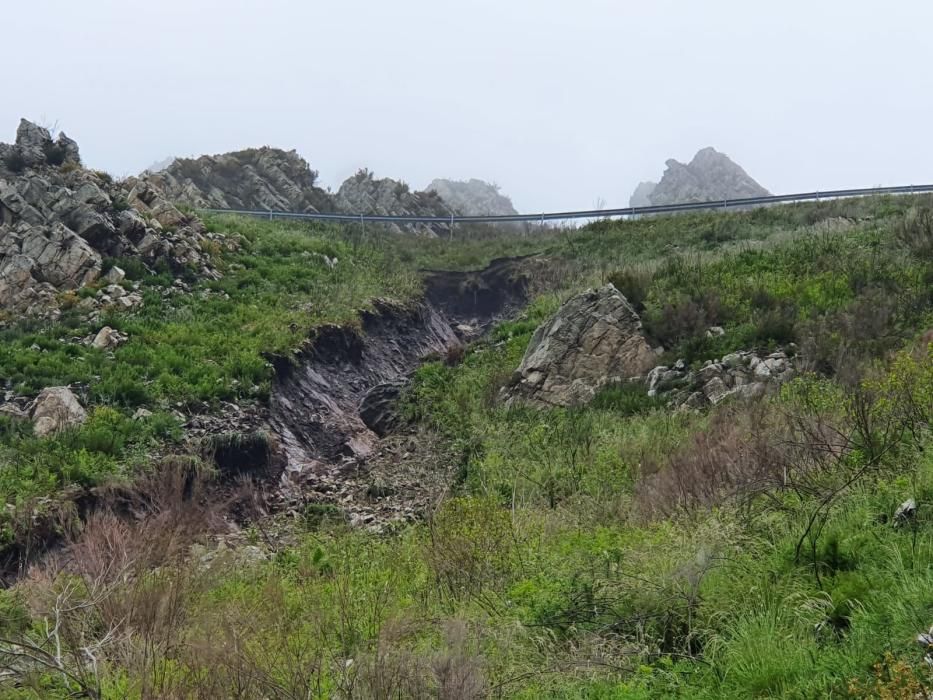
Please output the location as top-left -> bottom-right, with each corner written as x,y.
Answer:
630,147 -> 769,207
426,178 -> 518,217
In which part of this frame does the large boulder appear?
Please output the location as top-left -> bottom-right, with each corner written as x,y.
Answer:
31,387 -> 87,437
505,284 -> 657,407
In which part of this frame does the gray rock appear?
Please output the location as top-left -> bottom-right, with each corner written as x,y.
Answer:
0,118 -> 231,318
636,147 -> 770,206
754,362 -> 773,379
426,178 -> 518,217
895,498 -> 917,525
14,119 -> 52,166
335,169 -> 454,237
506,284 -> 657,407
703,376 -> 731,404
132,408 -> 153,421
91,326 -> 125,350
359,381 -> 406,437
0,402 -> 28,421
31,386 -> 87,437
141,146 -> 333,215
722,352 -> 743,369
103,266 -> 125,284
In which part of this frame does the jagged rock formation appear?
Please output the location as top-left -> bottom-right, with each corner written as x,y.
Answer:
504,284 -> 657,407
426,178 -> 518,217
335,169 -> 454,236
631,147 -> 769,207
143,147 -> 334,213
0,119 -> 229,318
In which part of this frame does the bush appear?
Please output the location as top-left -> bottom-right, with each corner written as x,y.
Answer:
2,150 -> 25,173
752,303 -> 798,346
895,207 -> 933,261
590,381 -> 664,416
42,141 -> 66,166
644,290 -> 726,349
608,266 -> 653,312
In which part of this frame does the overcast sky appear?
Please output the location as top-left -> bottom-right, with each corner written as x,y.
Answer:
4,1 -> 932,212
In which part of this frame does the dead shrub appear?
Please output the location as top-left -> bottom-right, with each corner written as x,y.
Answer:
797,290 -> 899,384
895,207 -> 933,261
644,290 -> 726,349
346,618 -> 485,700
635,402 -> 783,518
426,497 -> 514,610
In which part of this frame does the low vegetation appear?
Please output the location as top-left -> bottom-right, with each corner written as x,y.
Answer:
0,195 -> 931,697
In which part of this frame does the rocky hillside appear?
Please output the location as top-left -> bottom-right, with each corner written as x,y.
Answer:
426,178 -> 518,217
143,147 -> 335,213
630,147 -> 769,207
0,119 -> 229,319
335,169 -> 454,236
142,150 -> 475,236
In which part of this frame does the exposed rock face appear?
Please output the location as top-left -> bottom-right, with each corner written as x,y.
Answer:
0,120 -> 81,171
629,181 -> 657,208
359,381 -> 407,437
270,299 -> 461,464
505,284 -> 657,407
426,178 -> 518,217
143,147 -> 334,213
632,147 -> 769,207
335,169 -> 454,237
0,119 -> 230,318
31,387 -> 87,437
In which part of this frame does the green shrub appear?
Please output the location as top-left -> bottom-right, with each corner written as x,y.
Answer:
590,381 -> 663,416
607,266 -> 653,312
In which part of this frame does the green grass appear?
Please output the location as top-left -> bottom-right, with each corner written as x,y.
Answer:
0,194 -> 932,698
0,215 -> 419,525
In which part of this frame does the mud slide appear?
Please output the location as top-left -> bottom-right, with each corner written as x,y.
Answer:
265,256 -> 536,523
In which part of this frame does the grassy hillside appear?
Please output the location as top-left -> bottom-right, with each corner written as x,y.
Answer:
0,195 -> 931,698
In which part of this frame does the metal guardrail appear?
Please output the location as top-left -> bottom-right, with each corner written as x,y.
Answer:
201,184 -> 933,225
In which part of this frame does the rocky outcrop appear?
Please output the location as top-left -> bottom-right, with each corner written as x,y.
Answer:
631,147 -> 769,207
505,284 -> 657,407
0,119 -> 231,318
426,178 -> 518,217
645,348 -> 795,410
335,169 -> 454,236
31,387 -> 87,437
0,120 -> 81,172
143,147 -> 335,213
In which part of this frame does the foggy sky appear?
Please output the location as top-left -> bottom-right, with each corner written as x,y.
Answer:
4,1 -> 932,213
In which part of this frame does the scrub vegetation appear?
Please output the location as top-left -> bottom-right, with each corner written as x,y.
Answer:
0,194 -> 931,698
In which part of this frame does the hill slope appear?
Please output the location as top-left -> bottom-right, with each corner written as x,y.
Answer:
0,126 -> 932,697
